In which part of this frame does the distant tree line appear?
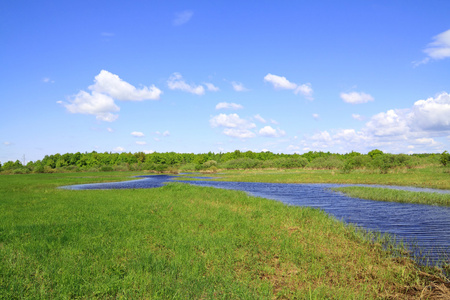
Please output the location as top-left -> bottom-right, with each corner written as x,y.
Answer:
0,150 -> 449,175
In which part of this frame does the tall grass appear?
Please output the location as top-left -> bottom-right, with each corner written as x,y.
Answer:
209,167 -> 450,190
1,173 -> 449,299
332,186 -> 450,206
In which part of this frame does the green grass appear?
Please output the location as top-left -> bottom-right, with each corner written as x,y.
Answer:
1,173 -> 449,299
201,167 -> 450,190
332,187 -> 450,206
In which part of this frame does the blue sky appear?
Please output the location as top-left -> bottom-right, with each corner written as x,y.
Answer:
1,0 -> 450,163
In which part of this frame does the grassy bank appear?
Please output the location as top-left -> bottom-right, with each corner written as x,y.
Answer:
202,167 -> 450,190
332,187 -> 450,206
1,173 -> 449,299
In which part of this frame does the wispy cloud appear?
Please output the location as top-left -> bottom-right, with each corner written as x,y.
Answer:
340,91 -> 374,104
173,10 -> 193,26
264,73 -> 313,100
42,77 -> 55,84
254,114 -> 266,123
131,131 -> 145,137
414,29 -> 450,66
231,81 -> 248,92
204,82 -> 219,92
216,102 -> 243,110
167,73 -> 205,95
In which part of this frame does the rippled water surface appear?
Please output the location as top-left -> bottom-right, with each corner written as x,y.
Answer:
62,175 -> 450,266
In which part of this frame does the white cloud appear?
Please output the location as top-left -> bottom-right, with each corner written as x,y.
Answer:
294,83 -> 314,100
340,92 -> 374,104
107,127 -> 114,132
163,130 -> 170,137
204,82 -> 219,92
167,73 -> 205,95
352,114 -> 364,121
231,81 -> 248,92
210,113 -> 256,139
173,10 -> 194,26
410,92 -> 450,131
144,150 -> 155,154
131,131 -> 145,137
61,70 -> 161,122
270,119 -> 279,125
259,126 -> 286,138
113,146 -> 125,152
3,141 -> 11,146
300,92 -> 450,153
365,109 -> 409,137
223,128 -> 256,139
312,113 -> 319,120
90,70 -> 161,101
63,90 -> 120,122
136,141 -> 147,145
263,73 -> 297,89
264,73 -> 313,100
254,114 -> 266,123
215,102 -> 243,110
423,29 -> 450,61
210,113 -> 256,129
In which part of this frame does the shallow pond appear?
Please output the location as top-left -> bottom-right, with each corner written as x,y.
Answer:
62,175 -> 450,267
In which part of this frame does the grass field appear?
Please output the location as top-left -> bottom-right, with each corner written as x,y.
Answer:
332,186 -> 450,206
202,167 -> 450,190
1,172 -> 449,299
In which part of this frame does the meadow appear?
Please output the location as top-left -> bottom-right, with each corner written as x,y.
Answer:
1,172 -> 449,299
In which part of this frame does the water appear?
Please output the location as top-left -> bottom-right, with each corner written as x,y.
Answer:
61,175 -> 450,267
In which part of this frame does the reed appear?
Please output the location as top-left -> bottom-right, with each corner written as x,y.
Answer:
332,186 -> 450,206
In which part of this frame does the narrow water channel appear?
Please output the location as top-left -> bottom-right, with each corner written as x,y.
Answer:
62,175 -> 450,267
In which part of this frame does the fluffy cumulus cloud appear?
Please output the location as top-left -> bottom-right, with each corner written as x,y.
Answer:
264,73 -> 313,100
131,131 -> 145,137
167,73 -> 205,95
90,70 -> 162,101
210,113 -> 256,139
340,92 -> 374,104
409,92 -> 450,131
215,102 -> 243,110
64,90 -> 120,122
136,141 -> 147,145
263,74 -> 297,89
300,92 -> 450,153
61,70 -> 161,122
259,126 -> 286,138
210,113 -> 256,129
173,10 -> 193,26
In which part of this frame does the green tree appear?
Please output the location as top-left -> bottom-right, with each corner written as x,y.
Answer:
441,151 -> 450,166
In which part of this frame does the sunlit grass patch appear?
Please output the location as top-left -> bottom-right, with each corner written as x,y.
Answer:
332,186 -> 450,206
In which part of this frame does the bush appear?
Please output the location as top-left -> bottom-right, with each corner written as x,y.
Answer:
223,158 -> 262,169
307,156 -> 344,169
272,157 -> 308,169
441,151 -> 450,167
100,165 -> 114,172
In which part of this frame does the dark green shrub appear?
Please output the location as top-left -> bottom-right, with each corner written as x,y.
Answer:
272,157 -> 308,169
224,158 -> 262,169
307,156 -> 344,169
441,151 -> 450,167
100,165 -> 114,172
